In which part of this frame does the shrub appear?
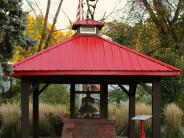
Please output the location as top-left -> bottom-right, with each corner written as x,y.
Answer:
162,103 -> 184,138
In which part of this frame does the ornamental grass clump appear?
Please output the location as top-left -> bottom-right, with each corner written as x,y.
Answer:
29,103 -> 69,136
108,103 -> 119,122
0,103 -> 21,138
39,103 -> 69,136
108,103 -> 129,136
0,102 -> 69,137
162,103 -> 183,138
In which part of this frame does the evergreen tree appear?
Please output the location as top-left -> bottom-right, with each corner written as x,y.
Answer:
0,0 -> 35,61
0,0 -> 35,92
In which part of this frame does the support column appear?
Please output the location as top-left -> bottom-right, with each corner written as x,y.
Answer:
152,79 -> 161,138
128,84 -> 137,138
70,84 -> 75,118
33,85 -> 39,138
100,83 -> 108,119
21,78 -> 31,138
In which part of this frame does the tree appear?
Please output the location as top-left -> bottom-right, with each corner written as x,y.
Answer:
104,0 -> 184,107
0,0 -> 35,61
102,20 -> 134,47
103,18 -> 184,108
0,0 -> 35,94
12,15 -> 74,62
103,20 -> 160,55
25,0 -> 65,52
126,0 -> 184,55
108,85 -> 128,104
124,0 -> 184,107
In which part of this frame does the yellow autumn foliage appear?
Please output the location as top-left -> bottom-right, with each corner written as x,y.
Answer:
12,15 -> 74,62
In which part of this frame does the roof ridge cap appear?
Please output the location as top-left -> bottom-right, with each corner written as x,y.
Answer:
13,35 -> 77,67
98,35 -> 180,71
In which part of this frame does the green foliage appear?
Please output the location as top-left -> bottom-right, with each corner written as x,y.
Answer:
158,53 -> 184,108
108,85 -> 128,104
103,21 -> 134,47
104,19 -> 184,110
161,128 -> 184,138
39,121 -> 52,136
0,63 -> 14,93
0,123 -> 21,138
0,0 -> 35,61
39,84 -> 69,106
108,85 -> 151,104
135,85 -> 151,104
46,113 -> 64,136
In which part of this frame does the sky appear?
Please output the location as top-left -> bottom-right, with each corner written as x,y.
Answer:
23,0 -> 127,30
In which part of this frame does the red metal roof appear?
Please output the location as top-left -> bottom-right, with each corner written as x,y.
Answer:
72,19 -> 104,30
12,35 -> 180,76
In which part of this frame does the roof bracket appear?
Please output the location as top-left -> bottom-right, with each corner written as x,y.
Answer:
118,84 -> 130,96
39,83 -> 49,95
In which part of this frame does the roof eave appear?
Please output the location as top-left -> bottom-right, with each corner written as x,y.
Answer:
11,71 -> 181,77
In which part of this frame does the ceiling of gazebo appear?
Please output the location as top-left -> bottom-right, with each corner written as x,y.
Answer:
12,34 -> 180,76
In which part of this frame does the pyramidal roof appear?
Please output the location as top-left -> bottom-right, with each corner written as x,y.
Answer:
12,19 -> 180,76
12,34 -> 180,76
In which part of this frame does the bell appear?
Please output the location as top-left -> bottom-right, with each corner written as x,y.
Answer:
79,94 -> 97,118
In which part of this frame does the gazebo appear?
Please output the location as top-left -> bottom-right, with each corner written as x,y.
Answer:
12,19 -> 180,138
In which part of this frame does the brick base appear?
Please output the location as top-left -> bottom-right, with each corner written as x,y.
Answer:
62,118 -> 116,138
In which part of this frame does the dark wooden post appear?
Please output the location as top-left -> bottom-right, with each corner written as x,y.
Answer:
100,83 -> 108,118
128,84 -> 137,138
33,85 -> 39,138
152,79 -> 161,138
70,84 -> 75,118
21,78 -> 31,138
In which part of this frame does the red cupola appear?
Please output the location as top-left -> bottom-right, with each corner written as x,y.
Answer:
72,19 -> 104,34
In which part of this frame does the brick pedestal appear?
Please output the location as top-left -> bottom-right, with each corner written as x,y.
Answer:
62,118 -> 116,138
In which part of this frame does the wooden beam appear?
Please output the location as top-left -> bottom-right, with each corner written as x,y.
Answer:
100,83 -> 108,118
128,84 -> 137,138
21,78 -> 31,138
152,79 -> 161,138
74,91 -> 100,94
33,85 -> 39,138
118,84 -> 129,96
26,76 -> 155,84
70,84 -> 75,118
38,83 -> 49,95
